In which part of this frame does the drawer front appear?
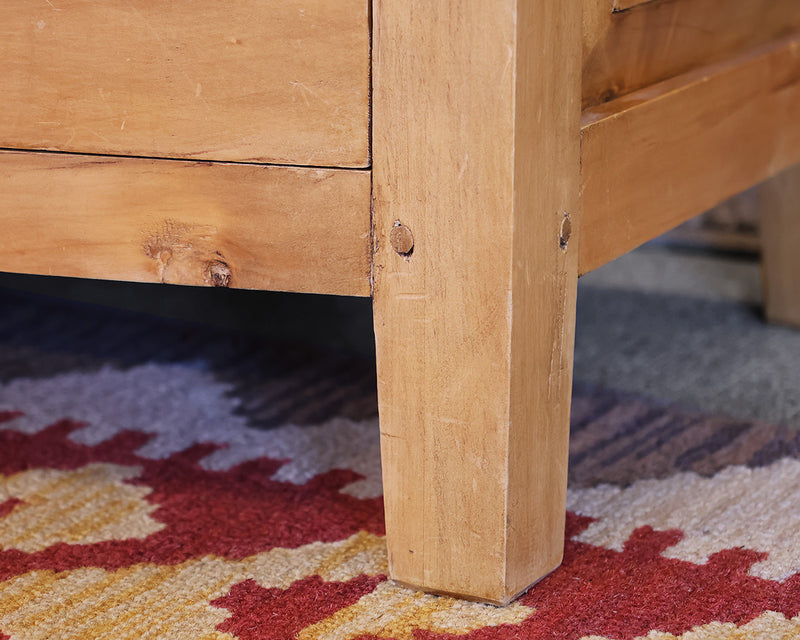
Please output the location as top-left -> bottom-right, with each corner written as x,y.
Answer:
0,0 -> 369,167
583,0 -> 800,108
0,151 -> 372,295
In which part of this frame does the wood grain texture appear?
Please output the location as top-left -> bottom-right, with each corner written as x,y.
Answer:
372,0 -> 581,604
760,164 -> 800,327
0,151 -> 371,296
583,0 -> 800,108
580,34 -> 800,275
0,0 -> 369,167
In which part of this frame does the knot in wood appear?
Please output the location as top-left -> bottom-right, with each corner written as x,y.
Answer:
390,222 -> 414,256
207,260 -> 232,287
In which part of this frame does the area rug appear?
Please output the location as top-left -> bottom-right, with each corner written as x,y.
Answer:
0,286 -> 799,639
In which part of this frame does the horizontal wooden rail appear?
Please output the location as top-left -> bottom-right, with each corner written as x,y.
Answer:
0,151 -> 372,296
583,0 -> 800,109
580,33 -> 800,275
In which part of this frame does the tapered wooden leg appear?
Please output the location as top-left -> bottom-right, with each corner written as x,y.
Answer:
760,164 -> 800,327
371,0 -> 582,604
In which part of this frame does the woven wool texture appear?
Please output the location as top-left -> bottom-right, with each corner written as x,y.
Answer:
0,280 -> 799,639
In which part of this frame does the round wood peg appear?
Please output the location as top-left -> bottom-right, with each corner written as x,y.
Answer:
559,212 -> 572,250
390,222 -> 414,256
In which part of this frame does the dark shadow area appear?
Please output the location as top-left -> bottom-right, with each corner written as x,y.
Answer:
0,271 -> 378,429
0,271 -> 376,358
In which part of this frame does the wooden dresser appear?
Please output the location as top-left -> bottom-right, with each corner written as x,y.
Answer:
2,0 -> 799,604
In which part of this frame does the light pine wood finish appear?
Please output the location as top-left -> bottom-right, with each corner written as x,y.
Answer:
0,0 -> 369,167
0,151 -> 371,296
583,0 -> 800,108
580,34 -> 800,275
372,0 -> 581,604
760,164 -> 800,327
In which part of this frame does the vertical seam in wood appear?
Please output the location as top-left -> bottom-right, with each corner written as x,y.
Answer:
368,0 -> 375,297
501,0 -> 521,591
367,0 -> 374,169
369,176 -> 377,297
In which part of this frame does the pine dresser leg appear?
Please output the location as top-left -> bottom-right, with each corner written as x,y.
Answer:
760,163 -> 800,327
371,0 -> 582,604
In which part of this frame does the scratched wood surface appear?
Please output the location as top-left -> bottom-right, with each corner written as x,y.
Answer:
580,34 -> 800,274
0,0 -> 370,167
0,151 -> 372,296
583,0 -> 800,108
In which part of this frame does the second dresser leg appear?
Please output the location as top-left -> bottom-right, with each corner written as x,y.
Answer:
760,163 -> 800,327
371,0 -> 582,604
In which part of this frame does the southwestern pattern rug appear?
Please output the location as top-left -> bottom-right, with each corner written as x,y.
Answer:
0,284 -> 799,639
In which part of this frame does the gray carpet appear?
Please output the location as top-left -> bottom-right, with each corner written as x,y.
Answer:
577,246 -> 800,428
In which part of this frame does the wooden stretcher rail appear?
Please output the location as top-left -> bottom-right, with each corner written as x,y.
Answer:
0,151 -> 372,296
579,33 -> 800,275
583,0 -> 800,109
